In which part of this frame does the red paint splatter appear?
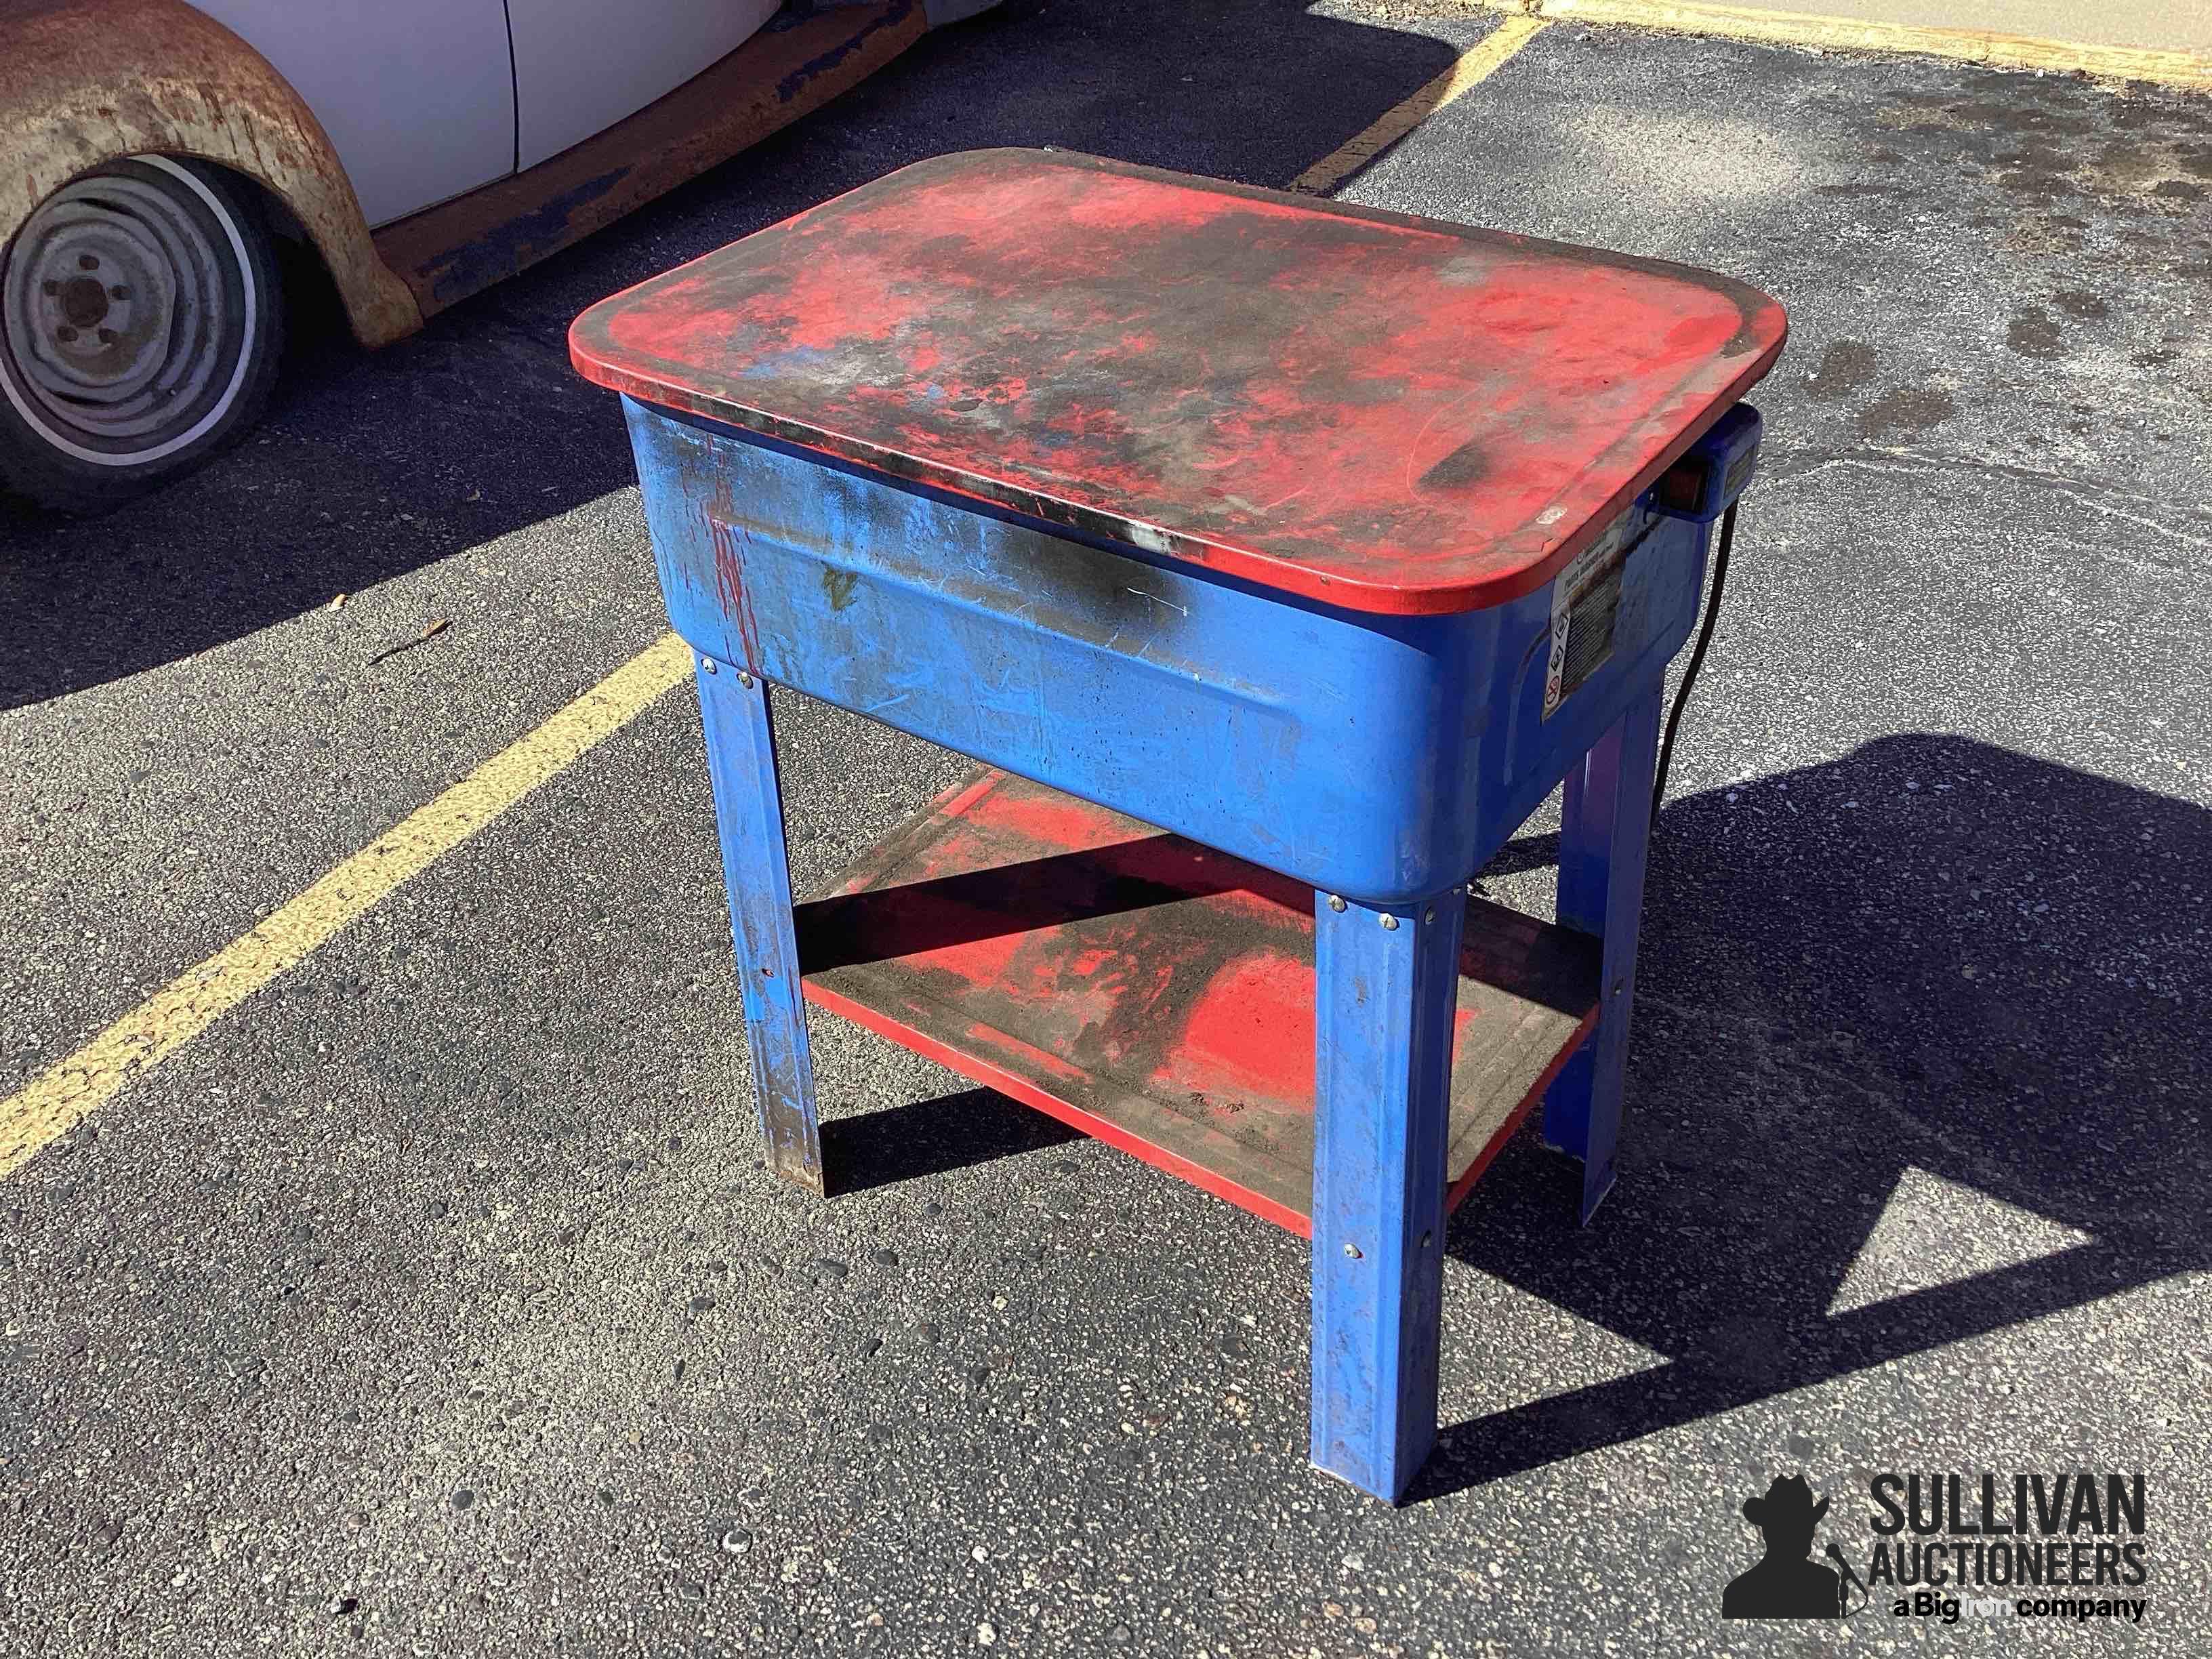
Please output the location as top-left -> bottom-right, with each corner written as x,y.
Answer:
575,150 -> 1785,613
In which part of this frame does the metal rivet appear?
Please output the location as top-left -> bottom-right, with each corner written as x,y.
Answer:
699,657 -> 716,674
759,966 -> 773,977
1343,1242 -> 1361,1259
1424,907 -> 1435,924
77,253 -> 98,270
1419,1231 -> 1433,1252
737,672 -> 754,689
1327,895 -> 1346,912
1379,914 -> 1398,931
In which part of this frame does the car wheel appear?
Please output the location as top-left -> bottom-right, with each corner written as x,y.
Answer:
0,155 -> 285,514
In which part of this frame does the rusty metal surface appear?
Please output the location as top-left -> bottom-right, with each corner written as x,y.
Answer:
372,0 -> 928,321
0,0 -> 421,348
571,148 -> 1788,614
794,769 -> 1601,1235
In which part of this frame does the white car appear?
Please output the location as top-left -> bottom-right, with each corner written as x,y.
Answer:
0,0 -> 999,510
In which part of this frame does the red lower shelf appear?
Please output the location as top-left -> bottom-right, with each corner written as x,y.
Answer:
794,770 -> 1601,1237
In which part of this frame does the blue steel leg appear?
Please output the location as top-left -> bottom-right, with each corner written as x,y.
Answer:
695,657 -> 824,1194
1310,889 -> 1466,1502
1540,684 -> 1662,1223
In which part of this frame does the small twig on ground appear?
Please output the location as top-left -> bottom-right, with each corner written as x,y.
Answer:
368,617 -> 451,667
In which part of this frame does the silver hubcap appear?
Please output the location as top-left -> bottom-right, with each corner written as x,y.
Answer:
1,161 -> 249,457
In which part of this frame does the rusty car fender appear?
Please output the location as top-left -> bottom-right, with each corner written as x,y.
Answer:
0,0 -> 422,348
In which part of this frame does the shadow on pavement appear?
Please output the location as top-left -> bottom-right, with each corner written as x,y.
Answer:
0,0 -> 1461,710
823,1086 -> 1080,1197
685,731 -> 2204,1502
1417,733 -> 2209,1500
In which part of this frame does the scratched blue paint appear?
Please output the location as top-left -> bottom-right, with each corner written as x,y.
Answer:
695,658 -> 824,1193
1540,685 -> 1663,1223
1310,890 -> 1465,1502
626,393 -> 1760,1502
627,399 -> 1723,906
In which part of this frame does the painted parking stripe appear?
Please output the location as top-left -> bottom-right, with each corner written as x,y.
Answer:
0,634 -> 694,1179
1,17 -> 1558,1183
1471,0 -> 2211,91
1292,16 -> 1549,196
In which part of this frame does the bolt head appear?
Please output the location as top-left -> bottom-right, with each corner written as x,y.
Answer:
1379,913 -> 1399,930
737,672 -> 754,689
699,656 -> 716,674
1342,1242 -> 1361,1259
1327,895 -> 1346,913
1424,907 -> 1435,924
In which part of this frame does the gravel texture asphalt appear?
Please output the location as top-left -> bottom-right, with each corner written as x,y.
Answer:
2,2 -> 2208,1655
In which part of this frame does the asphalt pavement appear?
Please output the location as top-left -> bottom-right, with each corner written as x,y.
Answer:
3,1 -> 2209,1654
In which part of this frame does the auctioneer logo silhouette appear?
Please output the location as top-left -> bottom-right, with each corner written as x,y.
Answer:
1722,1474 -> 1869,1620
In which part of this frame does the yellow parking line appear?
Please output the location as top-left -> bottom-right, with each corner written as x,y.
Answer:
1475,0 -> 2212,91
4,28 -> 1553,1183
0,632 -> 694,1180
1293,16 -> 1549,196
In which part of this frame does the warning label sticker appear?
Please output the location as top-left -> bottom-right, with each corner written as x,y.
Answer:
1542,510 -> 1635,720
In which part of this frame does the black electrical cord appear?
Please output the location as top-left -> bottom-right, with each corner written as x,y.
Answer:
1650,501 -> 1736,825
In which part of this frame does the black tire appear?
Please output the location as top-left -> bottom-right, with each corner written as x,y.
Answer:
0,156 -> 285,514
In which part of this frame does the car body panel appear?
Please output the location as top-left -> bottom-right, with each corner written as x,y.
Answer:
373,0 -> 930,321
508,0 -> 783,172
186,0 -> 516,226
